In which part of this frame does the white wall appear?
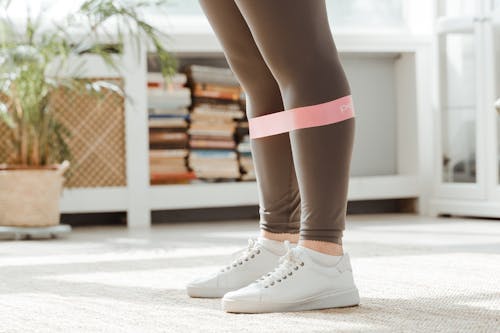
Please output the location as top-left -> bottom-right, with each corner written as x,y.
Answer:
341,53 -> 399,176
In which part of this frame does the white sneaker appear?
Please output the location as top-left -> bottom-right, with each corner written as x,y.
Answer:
221,244 -> 360,313
186,237 -> 288,298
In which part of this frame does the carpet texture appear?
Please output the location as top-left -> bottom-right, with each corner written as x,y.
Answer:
0,214 -> 499,333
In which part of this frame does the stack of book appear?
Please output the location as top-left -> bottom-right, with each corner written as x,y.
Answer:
148,72 -> 191,111
147,72 -> 196,184
185,65 -> 245,180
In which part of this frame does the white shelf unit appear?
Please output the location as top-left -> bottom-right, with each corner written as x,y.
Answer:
59,31 -> 434,228
429,0 -> 500,218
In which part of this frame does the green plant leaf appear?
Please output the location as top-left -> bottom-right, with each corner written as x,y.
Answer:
0,0 -> 177,166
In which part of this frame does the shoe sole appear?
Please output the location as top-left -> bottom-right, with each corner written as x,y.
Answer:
186,285 -> 234,298
222,288 -> 360,313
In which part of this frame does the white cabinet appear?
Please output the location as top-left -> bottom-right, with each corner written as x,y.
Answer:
431,0 -> 500,217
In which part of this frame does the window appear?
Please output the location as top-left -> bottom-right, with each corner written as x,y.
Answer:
440,0 -> 477,17
326,0 -> 404,30
164,0 -> 407,31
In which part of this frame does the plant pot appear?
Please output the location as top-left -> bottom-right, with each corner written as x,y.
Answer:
0,161 -> 70,227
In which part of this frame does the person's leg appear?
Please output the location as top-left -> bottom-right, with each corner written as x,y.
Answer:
221,0 -> 359,313
234,0 -> 355,255
186,0 -> 301,298
198,0 -> 300,243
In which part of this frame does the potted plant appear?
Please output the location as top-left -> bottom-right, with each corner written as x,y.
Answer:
0,0 -> 176,227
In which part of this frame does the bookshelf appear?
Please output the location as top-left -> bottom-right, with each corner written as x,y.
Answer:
58,31 -> 434,228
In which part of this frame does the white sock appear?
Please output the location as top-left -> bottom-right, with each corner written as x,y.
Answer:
257,236 -> 288,255
298,245 -> 342,266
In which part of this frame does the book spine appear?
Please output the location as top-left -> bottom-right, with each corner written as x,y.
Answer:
192,86 -> 241,101
194,82 -> 242,94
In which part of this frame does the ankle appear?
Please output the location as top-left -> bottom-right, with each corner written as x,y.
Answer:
299,239 -> 343,256
260,230 -> 299,243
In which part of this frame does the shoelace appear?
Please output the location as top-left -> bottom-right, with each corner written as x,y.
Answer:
257,240 -> 304,288
220,238 -> 262,272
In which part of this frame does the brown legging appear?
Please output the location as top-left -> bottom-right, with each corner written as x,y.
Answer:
199,0 -> 355,245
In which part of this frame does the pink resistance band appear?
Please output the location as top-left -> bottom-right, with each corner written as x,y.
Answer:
248,95 -> 355,139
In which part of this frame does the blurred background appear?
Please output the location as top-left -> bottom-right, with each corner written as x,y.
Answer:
0,1 -> 499,331
0,0 -> 499,232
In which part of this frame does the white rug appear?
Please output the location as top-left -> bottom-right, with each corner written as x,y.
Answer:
0,214 -> 499,333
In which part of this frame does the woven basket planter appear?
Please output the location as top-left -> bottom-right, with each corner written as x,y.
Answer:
0,161 -> 69,227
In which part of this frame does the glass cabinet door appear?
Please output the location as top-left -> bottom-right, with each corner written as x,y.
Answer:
439,32 -> 478,184
435,0 -> 486,199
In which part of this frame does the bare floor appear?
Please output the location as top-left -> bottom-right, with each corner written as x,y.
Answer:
1,214 -> 499,333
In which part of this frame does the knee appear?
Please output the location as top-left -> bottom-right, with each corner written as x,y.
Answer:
226,51 -> 279,98
274,61 -> 351,104
224,51 -> 283,116
274,57 -> 347,87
